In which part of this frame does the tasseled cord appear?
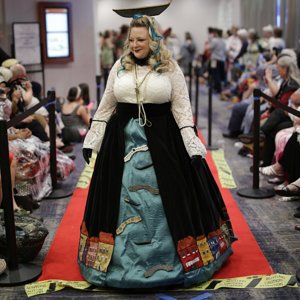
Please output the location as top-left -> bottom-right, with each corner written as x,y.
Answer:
138,101 -> 152,127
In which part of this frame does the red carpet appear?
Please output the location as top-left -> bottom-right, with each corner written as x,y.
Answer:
38,149 -> 273,282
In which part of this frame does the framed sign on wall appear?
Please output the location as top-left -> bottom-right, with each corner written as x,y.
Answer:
38,2 -> 73,64
13,22 -> 41,65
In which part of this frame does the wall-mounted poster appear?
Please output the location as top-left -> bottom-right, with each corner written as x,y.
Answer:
13,22 -> 41,65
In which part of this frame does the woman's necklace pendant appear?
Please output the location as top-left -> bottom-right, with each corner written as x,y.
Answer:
135,87 -> 139,97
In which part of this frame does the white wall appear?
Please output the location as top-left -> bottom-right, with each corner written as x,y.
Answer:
218,0 -> 241,30
2,0 -> 97,101
96,0 -> 242,54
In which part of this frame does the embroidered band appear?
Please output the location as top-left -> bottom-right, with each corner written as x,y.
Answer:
116,216 -> 142,235
144,264 -> 174,278
128,184 -> 159,195
124,144 -> 149,162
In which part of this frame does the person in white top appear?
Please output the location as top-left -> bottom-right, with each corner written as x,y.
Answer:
79,2 -> 235,289
269,27 -> 286,53
226,25 -> 242,64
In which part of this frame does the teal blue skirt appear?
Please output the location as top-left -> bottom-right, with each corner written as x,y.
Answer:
79,117 -> 233,288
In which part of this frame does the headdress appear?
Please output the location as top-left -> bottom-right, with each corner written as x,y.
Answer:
113,1 -> 171,42
112,2 -> 171,18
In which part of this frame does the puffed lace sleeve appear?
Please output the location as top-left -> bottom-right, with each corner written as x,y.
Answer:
169,60 -> 207,158
83,61 -> 119,152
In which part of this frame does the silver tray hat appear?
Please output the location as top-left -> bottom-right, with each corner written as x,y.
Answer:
113,1 -> 171,18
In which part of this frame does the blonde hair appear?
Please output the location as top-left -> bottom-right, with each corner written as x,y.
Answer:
120,15 -> 172,73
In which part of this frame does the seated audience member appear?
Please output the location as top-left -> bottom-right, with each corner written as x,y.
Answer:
9,64 -> 48,117
222,61 -> 276,138
9,64 -> 50,136
222,74 -> 258,138
260,128 -> 300,197
2,84 -> 74,202
235,49 -> 293,140
0,88 -> 31,212
274,88 -> 300,162
61,86 -> 90,144
8,83 -> 49,141
260,88 -> 300,182
260,50 -> 300,166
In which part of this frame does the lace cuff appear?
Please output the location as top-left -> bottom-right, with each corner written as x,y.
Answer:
180,127 -> 207,158
83,120 -> 107,153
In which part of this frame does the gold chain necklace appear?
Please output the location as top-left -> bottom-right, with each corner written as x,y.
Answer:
134,64 -> 152,101
134,64 -> 152,127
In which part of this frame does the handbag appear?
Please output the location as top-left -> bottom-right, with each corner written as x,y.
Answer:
0,209 -> 48,262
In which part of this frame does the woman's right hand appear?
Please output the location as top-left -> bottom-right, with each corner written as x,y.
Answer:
82,148 -> 92,164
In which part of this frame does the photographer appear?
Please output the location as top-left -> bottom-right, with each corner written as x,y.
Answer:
8,64 -> 50,141
8,83 -> 49,141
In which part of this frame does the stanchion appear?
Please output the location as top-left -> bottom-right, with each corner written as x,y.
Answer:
237,89 -> 274,199
206,71 -> 218,150
188,62 -> 192,100
96,75 -> 102,107
44,90 -> 73,199
194,66 -> 199,126
0,120 -> 41,286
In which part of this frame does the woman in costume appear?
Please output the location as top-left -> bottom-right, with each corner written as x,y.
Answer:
78,2 -> 235,288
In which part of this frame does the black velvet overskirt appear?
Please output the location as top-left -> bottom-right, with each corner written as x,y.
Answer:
83,102 -> 233,244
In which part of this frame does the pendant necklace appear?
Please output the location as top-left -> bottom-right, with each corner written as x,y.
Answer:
134,64 -> 152,127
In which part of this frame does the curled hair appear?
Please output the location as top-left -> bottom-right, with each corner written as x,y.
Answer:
120,15 -> 172,73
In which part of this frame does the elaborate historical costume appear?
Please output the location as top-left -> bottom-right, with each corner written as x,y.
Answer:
78,2 -> 235,288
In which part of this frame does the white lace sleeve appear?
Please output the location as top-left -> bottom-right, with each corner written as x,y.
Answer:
83,61 -> 119,152
169,61 -> 207,158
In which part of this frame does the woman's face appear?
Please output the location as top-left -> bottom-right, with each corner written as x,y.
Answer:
276,64 -> 288,79
12,89 -> 21,101
129,26 -> 151,59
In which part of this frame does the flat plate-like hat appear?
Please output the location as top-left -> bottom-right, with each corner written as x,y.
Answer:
113,1 -> 171,18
